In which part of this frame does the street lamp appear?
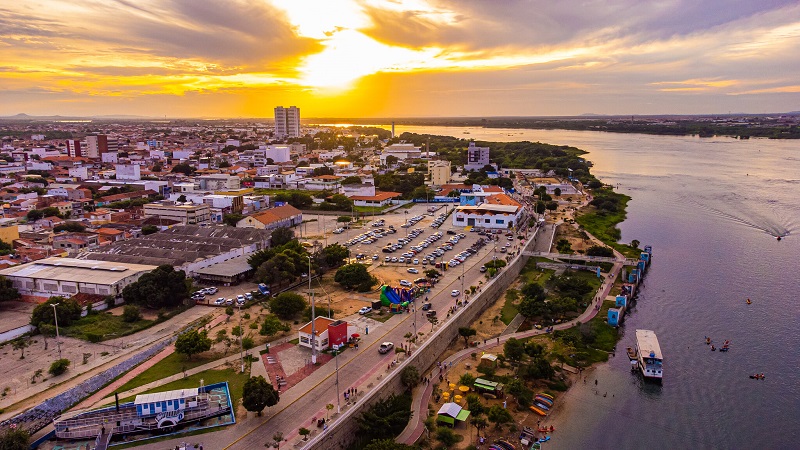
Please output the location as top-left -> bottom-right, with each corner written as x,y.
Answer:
307,255 -> 317,364
238,305 -> 244,373
333,344 -> 341,413
404,210 -> 408,236
51,303 -> 62,359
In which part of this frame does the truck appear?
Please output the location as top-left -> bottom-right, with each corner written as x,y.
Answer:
258,283 -> 271,297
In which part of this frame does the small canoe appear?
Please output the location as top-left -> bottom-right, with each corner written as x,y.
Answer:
535,395 -> 554,406
529,405 -> 548,416
533,401 -> 550,411
538,393 -> 555,401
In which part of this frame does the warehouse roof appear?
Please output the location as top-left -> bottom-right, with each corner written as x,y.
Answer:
0,257 -> 157,284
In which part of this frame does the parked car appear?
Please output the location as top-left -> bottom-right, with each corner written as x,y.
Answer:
407,268 -> 419,274
225,298 -> 234,305
214,297 -> 225,305
451,289 -> 460,297
479,265 -> 487,273
204,287 -> 218,295
379,342 -> 394,354
399,280 -> 413,287
358,306 -> 373,315
244,292 -> 253,301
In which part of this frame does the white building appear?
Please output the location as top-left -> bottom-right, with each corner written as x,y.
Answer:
452,193 -> 524,229
274,106 -> 301,138
115,164 -> 141,181
428,160 -> 451,186
196,174 -> 240,191
102,152 -> 119,164
464,142 -> 491,171
0,257 -> 157,298
380,143 -> 421,165
85,135 -> 108,159
255,145 -> 291,164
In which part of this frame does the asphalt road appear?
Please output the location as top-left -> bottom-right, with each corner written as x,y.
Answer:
138,204 -> 537,450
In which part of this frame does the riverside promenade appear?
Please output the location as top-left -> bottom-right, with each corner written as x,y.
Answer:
397,233 -> 626,445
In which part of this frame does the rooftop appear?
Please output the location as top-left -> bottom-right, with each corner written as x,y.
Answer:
0,257 -> 157,284
135,388 -> 199,405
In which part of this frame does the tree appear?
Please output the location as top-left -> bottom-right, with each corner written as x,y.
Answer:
410,186 -> 435,200
0,276 -> 20,302
122,305 -> 142,323
269,292 -> 307,320
363,439 -> 415,450
53,222 -> 85,233
218,159 -> 231,168
459,372 -> 476,387
521,282 -> 546,302
152,163 -> 163,172
504,337 -> 526,363
553,187 -> 562,196
400,365 -> 420,391
311,166 -> 334,176
487,404 -> 513,429
0,426 -> 30,450
271,432 -> 284,449
586,245 -> 614,257
341,176 -> 362,185
535,201 -> 546,215
260,314 -> 290,337
334,263 -> 377,292
424,269 -> 441,279
385,155 -> 399,166
176,194 -> 188,203
49,358 -> 71,376
242,375 -> 279,416
0,240 -> 12,256
435,427 -> 462,446
458,327 -> 476,347
31,297 -> 81,327
546,201 -> 558,211
317,243 -> 348,268
171,163 -> 194,175
470,414 -> 488,439
141,224 -> 158,235
223,213 -> 244,227
298,428 -> 311,441
11,337 -> 30,360
270,227 -> 295,247
122,265 -> 190,309
356,393 -> 412,440
26,209 -> 44,221
336,215 -> 352,223
631,239 -> 640,249
174,329 -> 211,360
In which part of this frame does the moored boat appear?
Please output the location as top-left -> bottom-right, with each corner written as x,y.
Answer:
635,329 -> 663,380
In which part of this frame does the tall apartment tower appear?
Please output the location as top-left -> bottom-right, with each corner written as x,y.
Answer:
85,135 -> 109,159
274,106 -> 301,138
65,139 -> 82,158
464,141 -> 490,171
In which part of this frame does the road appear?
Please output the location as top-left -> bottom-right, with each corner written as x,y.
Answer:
138,205 -> 539,450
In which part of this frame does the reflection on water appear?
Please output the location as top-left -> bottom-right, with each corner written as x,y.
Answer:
373,125 -> 800,448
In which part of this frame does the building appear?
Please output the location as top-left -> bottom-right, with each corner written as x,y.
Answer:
298,317 -> 357,352
349,191 -> 402,207
254,145 -> 291,164
236,205 -> 302,230
452,193 -> 524,229
143,201 -> 211,225
274,106 -> 301,138
0,257 -> 157,298
85,135 -> 108,159
115,164 -> 142,181
81,225 -> 271,275
196,174 -> 240,191
65,140 -> 82,158
380,143 -> 421,165
464,142 -> 490,171
428,160 -> 451,186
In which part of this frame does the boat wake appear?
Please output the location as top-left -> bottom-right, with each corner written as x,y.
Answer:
687,198 -> 796,238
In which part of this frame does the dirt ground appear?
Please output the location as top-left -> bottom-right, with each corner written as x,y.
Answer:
553,222 -> 596,254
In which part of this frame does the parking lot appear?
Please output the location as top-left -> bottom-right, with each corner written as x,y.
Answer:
334,203 -> 519,288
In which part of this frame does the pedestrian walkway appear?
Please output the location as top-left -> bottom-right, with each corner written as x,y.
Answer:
397,238 -> 623,445
501,313 -> 525,335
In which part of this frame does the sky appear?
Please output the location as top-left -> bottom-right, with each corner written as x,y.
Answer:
1,0 -> 799,118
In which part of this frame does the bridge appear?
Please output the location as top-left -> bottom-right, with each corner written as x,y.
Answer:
522,251 -> 640,266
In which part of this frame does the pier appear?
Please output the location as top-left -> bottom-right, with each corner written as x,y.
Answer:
522,251 -> 641,266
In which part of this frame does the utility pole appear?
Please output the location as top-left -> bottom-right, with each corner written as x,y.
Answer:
51,303 -> 62,359
333,344 -> 341,413
308,256 -> 317,364
238,305 -> 244,373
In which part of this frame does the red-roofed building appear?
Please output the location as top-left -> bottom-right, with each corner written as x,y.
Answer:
298,317 -> 358,352
349,191 -> 402,207
236,204 -> 302,230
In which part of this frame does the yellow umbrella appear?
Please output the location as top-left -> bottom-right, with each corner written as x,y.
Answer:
459,385 -> 470,393
449,383 -> 457,390
441,392 -> 451,398
454,394 -> 463,403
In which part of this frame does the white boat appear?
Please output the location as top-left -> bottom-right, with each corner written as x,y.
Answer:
635,329 -> 663,380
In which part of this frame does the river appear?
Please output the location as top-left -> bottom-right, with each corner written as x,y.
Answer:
370,125 -> 800,448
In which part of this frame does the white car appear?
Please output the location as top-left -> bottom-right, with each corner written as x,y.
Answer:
358,306 -> 373,315
451,290 -> 461,297
379,342 -> 394,354
412,258 -> 419,265
214,297 -> 225,305
236,295 -> 246,305
204,287 -> 218,295
399,280 -> 413,287
407,268 -> 419,274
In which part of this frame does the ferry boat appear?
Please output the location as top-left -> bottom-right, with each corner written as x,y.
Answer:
53,384 -> 231,449
635,329 -> 663,380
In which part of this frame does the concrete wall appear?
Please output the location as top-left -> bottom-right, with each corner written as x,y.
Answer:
305,228 -> 539,450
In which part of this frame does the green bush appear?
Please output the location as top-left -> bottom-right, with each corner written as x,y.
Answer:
86,333 -> 102,343
122,305 -> 142,323
49,358 -> 70,376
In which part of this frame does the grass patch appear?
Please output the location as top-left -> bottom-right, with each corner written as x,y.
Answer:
118,366 -> 250,407
62,312 -> 155,341
115,352 -> 220,393
575,192 -> 640,259
369,310 -> 396,323
289,338 -> 299,345
354,205 -> 392,214
548,301 -> 619,367
500,289 -> 520,325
